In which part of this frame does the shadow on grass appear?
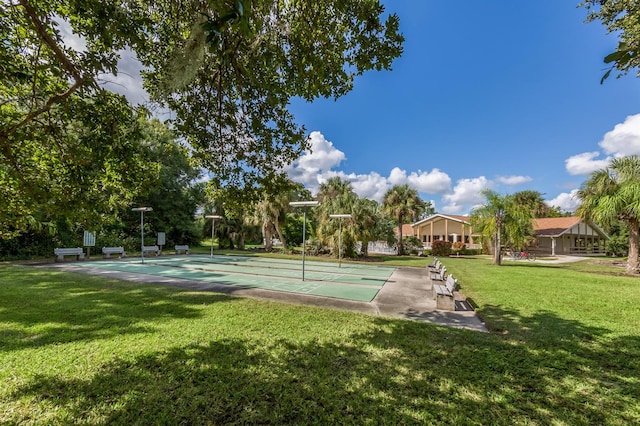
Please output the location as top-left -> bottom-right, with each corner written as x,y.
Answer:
7,307 -> 640,424
0,266 -> 232,352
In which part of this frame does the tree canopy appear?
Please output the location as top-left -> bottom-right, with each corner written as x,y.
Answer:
470,190 -> 533,265
2,0 -> 404,237
382,184 -> 429,255
576,155 -> 640,274
581,0 -> 640,82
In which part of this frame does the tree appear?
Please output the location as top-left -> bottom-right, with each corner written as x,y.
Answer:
2,0 -> 404,234
513,190 -> 554,218
580,0 -> 640,82
316,177 -> 358,258
470,190 -> 533,265
382,185 -> 427,255
576,155 -> 640,274
251,180 -> 305,250
132,119 -> 205,247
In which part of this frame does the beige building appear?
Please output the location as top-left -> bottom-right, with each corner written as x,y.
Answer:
411,214 -> 481,250
533,217 -> 609,255
411,214 -> 609,255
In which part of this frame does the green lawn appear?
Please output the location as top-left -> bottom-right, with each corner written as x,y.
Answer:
1,257 -> 639,424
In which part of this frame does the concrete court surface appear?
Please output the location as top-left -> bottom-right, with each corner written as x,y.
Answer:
44,258 -> 488,332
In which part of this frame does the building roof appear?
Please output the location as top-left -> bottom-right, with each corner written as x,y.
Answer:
396,223 -> 415,237
412,214 -> 470,227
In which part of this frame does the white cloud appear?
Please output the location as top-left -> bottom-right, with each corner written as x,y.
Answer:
441,176 -> 491,213
565,151 -> 611,175
298,131 -> 346,172
386,167 -> 451,193
350,172 -> 390,202
546,189 -> 580,213
497,175 -> 532,185
388,167 -> 407,186
599,113 -> 640,157
285,132 -> 347,193
286,133 -> 455,202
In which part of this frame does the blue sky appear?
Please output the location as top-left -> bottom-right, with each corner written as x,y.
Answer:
284,1 -> 640,215
67,1 -> 640,215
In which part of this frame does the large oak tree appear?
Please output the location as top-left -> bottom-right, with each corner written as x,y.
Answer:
2,0 -> 403,236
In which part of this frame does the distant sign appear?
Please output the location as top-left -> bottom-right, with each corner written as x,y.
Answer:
157,232 -> 166,246
83,231 -> 96,247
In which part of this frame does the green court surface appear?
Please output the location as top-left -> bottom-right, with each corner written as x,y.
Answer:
83,255 -> 396,302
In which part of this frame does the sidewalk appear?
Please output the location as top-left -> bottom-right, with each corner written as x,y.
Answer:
46,262 -> 488,332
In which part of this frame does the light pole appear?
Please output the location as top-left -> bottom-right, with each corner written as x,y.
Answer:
132,207 -> 153,264
205,215 -> 222,257
329,214 -> 352,267
289,200 -> 320,281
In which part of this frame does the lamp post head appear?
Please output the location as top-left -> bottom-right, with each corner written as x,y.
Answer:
132,207 -> 153,212
289,201 -> 320,207
205,215 -> 223,219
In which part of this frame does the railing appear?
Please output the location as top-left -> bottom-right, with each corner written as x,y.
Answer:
421,243 -> 482,250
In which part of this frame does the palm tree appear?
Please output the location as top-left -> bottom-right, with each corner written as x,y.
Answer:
382,184 -> 426,255
576,155 -> 640,275
470,189 -> 533,265
252,192 -> 290,250
316,177 -> 358,258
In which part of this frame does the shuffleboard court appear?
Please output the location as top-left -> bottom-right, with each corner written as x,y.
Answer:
83,255 -> 396,302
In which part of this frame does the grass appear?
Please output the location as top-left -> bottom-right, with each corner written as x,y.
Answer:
1,256 -> 639,424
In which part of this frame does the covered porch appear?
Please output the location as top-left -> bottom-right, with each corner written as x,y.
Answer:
412,214 -> 482,250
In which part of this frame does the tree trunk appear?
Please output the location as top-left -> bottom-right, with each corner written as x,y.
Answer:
494,228 -> 502,266
397,214 -> 403,256
626,218 -> 639,274
263,223 -> 273,250
274,220 -> 287,249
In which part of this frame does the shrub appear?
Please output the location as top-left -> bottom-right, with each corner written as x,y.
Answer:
431,240 -> 452,257
402,236 -> 423,255
452,241 -> 466,255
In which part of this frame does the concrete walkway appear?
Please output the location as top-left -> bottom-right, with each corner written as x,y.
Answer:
44,262 -> 488,332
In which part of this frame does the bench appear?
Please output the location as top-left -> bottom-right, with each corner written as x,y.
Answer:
175,244 -> 190,255
428,259 -> 443,274
434,274 -> 457,310
142,245 -> 160,256
102,246 -> 126,258
431,266 -> 446,281
54,247 -> 85,262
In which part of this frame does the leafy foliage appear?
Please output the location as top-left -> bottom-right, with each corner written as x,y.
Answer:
581,0 -> 640,82
431,239 -> 452,257
470,190 -> 534,265
2,0 -> 404,237
576,155 -> 640,273
382,184 -> 430,256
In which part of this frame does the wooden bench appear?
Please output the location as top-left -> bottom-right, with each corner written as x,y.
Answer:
142,245 -> 160,256
427,257 -> 440,271
54,247 -> 85,262
102,246 -> 126,258
434,275 -> 457,310
428,260 -> 444,276
175,244 -> 190,255
431,266 -> 446,281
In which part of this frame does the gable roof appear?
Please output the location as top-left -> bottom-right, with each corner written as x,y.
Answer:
412,214 -> 470,227
533,216 -> 609,238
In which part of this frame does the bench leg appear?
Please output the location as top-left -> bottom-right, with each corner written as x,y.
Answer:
436,294 -> 455,310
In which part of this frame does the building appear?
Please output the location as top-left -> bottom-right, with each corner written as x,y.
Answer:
410,214 -> 609,255
411,214 -> 481,250
533,217 -> 609,256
